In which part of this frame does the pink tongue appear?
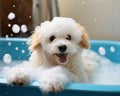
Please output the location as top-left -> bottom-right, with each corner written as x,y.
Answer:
57,54 -> 67,63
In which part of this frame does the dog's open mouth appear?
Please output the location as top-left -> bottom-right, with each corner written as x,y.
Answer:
56,53 -> 68,63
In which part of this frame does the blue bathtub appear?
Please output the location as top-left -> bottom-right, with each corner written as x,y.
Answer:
0,38 -> 120,96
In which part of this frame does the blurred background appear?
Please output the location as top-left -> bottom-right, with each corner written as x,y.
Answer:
0,0 -> 120,40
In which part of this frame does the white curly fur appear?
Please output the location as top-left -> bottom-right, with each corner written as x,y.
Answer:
3,17 -> 90,93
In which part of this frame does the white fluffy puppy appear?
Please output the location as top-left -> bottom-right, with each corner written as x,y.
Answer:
4,17 -> 90,92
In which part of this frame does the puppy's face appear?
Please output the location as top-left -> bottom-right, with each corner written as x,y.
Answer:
29,17 -> 89,65
41,30 -> 81,65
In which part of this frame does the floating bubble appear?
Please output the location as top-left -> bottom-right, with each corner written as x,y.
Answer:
29,16 -> 31,18
110,46 -> 115,52
13,5 -> 16,7
11,34 -> 13,37
3,54 -> 12,64
15,47 -> 19,51
8,12 -> 16,20
8,42 -> 11,46
8,24 -> 11,27
12,24 -> 20,33
98,47 -> 106,55
21,24 -> 28,33
6,35 -> 9,38
21,50 -> 25,53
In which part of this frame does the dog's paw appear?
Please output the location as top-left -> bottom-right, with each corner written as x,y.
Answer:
3,67 -> 30,86
39,80 -> 63,93
10,74 -> 29,86
36,66 -> 72,93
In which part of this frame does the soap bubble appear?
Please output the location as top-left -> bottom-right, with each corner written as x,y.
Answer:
98,47 -> 106,55
15,47 -> 19,51
8,42 -> 11,46
21,50 -> 25,53
8,12 -> 16,20
21,24 -> 28,33
110,46 -> 115,52
3,54 -> 12,64
8,24 -> 11,27
12,24 -> 20,33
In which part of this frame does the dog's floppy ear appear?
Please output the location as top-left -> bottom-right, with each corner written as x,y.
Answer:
78,24 -> 90,49
28,26 -> 41,51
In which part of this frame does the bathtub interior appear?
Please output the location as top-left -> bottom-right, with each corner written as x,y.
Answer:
0,38 -> 120,96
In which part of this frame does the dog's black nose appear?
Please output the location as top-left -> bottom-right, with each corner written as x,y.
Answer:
58,45 -> 67,52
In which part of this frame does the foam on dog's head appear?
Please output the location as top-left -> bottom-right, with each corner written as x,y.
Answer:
39,17 -> 83,43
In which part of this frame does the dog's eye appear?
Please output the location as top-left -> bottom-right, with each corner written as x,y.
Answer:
66,35 -> 71,41
50,35 -> 56,42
